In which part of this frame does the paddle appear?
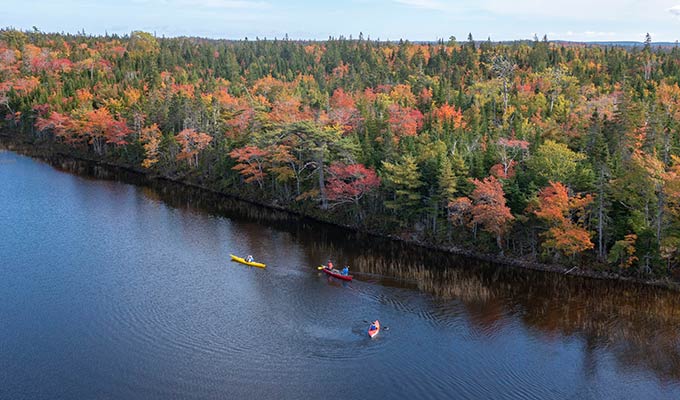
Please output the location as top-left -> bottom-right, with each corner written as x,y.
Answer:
363,320 -> 389,331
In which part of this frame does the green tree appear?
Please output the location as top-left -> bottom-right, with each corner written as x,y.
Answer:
382,155 -> 423,225
276,121 -> 357,209
527,140 -> 592,189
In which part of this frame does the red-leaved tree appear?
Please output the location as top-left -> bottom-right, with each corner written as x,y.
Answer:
35,111 -> 73,141
387,104 -> 423,141
329,88 -> 359,133
325,162 -> 380,209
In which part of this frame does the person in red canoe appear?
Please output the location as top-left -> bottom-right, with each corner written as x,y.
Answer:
370,321 -> 377,330
341,265 -> 349,276
327,260 -> 334,270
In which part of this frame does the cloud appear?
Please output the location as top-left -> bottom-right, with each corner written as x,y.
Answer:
546,30 -> 620,41
583,31 -> 617,37
547,31 -> 618,39
179,0 -> 269,8
478,0 -> 640,20
132,0 -> 269,9
670,5 -> 680,17
393,0 -> 447,11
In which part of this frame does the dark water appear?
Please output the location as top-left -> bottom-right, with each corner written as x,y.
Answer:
2,149 -> 680,400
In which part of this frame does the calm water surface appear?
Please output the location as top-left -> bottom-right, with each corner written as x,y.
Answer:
2,149 -> 680,399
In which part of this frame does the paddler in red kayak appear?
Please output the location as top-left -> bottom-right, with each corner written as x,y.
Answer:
368,320 -> 380,338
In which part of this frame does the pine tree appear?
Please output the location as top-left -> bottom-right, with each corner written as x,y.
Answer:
382,155 -> 424,225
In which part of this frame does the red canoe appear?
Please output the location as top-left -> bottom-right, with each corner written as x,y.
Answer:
321,267 -> 353,281
368,320 -> 380,338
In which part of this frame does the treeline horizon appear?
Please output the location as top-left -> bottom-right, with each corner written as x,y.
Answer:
4,27 -> 676,47
1,28 -> 680,277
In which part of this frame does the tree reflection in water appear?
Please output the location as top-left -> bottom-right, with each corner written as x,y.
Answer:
48,154 -> 680,386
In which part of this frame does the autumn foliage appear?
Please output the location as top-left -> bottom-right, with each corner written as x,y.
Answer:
469,176 -> 514,252
325,163 -> 380,207
4,29 -> 680,274
78,108 -> 130,153
35,112 -> 71,140
388,104 -> 423,140
175,128 -> 211,168
140,124 -> 162,168
532,181 -> 593,257
229,145 -> 269,188
36,108 -> 130,154
329,88 -> 359,133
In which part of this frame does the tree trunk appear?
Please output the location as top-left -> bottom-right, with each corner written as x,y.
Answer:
317,156 -> 327,209
549,92 -> 555,113
657,184 -> 664,243
502,79 -> 508,116
93,136 -> 105,156
597,168 -> 606,261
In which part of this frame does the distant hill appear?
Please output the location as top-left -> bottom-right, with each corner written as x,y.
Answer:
413,39 -> 679,48
556,40 -> 676,47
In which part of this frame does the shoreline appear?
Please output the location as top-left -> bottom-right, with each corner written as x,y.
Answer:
3,133 -> 678,292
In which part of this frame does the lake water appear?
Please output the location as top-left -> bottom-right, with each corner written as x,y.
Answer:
2,149 -> 680,399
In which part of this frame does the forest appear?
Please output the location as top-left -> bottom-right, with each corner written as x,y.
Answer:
2,29 -> 680,278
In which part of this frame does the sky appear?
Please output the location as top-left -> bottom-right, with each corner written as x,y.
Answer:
5,0 -> 680,42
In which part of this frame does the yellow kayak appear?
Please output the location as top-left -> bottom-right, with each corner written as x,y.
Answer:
230,254 -> 266,268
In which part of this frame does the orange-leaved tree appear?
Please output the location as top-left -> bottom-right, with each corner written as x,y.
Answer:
531,181 -> 593,258
469,176 -> 514,253
77,108 -> 131,155
431,103 -> 465,130
140,123 -> 162,168
175,128 -> 212,168
229,145 -> 269,188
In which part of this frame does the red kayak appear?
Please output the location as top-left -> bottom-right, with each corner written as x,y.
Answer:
368,320 -> 380,338
321,267 -> 353,281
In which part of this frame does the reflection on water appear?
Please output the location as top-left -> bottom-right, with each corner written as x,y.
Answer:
355,243 -> 680,385
3,148 -> 680,398
46,153 -> 680,387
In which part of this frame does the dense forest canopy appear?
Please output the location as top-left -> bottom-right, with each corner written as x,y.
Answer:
2,29 -> 680,277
